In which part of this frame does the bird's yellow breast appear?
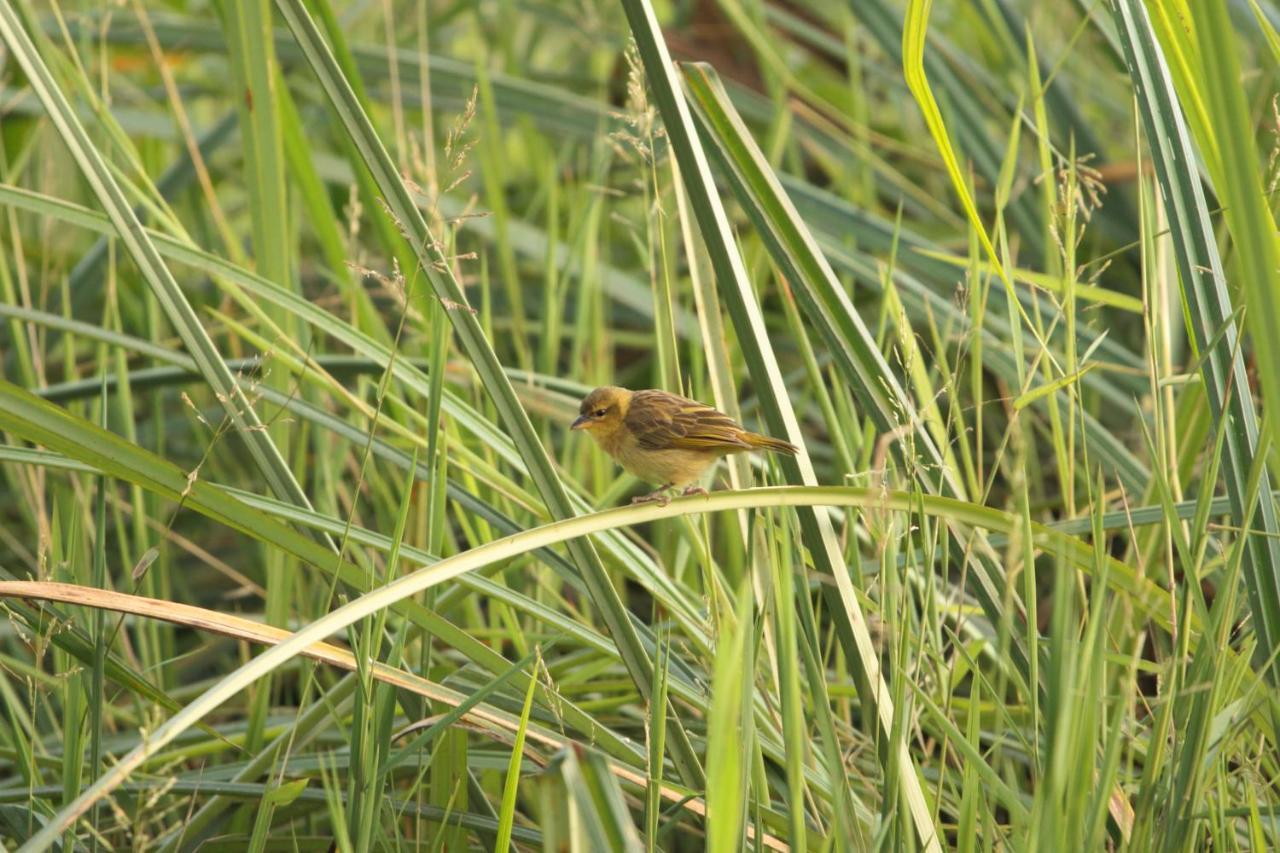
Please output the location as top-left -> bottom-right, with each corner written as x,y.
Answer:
589,425 -> 719,487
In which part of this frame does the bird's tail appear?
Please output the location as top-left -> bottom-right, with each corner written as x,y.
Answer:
742,432 -> 799,455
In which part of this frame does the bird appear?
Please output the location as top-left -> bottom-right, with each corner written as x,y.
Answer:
570,386 -> 798,505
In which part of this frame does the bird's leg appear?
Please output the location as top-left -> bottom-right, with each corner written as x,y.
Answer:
681,485 -> 708,497
632,484 -> 673,506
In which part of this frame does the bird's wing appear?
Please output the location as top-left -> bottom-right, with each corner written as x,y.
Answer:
626,391 -> 751,451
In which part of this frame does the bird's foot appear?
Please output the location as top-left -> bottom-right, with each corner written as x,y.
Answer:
681,485 -> 708,497
632,485 -> 673,507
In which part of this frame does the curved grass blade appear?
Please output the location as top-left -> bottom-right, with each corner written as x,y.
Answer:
849,0 -> 1046,257
901,0 -> 1015,297
3,439 -> 1194,698
0,295 -> 708,643
0,188 -> 709,636
13,477 -> 1180,851
0,380 -> 672,784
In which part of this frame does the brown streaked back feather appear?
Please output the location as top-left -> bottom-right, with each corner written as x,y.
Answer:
625,390 -> 754,452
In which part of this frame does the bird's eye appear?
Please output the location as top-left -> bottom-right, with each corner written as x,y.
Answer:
594,408 -> 607,417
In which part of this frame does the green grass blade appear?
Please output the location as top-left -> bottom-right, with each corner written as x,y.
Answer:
1111,0 -> 1280,680
901,0 -> 1008,287
705,580 -> 754,852
220,0 -> 292,292
493,653 -> 539,853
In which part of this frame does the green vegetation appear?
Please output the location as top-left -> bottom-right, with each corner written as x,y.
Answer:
0,0 -> 1278,849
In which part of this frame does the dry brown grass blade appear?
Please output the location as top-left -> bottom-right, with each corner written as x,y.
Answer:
0,580 -> 788,851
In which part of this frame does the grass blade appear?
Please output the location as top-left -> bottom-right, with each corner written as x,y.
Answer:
1111,0 -> 1280,680
614,4 -> 939,846
494,653 -> 539,853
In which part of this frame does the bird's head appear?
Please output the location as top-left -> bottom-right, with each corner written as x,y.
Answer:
571,386 -> 632,436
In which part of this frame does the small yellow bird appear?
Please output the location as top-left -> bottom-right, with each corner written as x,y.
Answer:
571,386 -> 798,505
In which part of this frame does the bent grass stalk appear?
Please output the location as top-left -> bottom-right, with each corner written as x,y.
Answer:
17,483 -> 1168,849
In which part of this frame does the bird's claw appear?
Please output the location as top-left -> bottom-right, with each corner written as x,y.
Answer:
633,485 -> 673,507
681,486 -> 708,497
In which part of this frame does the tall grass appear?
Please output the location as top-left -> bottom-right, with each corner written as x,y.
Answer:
0,0 -> 1278,849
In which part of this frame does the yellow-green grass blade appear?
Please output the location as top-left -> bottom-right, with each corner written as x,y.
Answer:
913,249 -> 1145,314
493,652 -> 539,853
3,437 -> 1215,637
1249,0 -> 1280,63
901,0 -> 1008,288
840,0 -> 1049,256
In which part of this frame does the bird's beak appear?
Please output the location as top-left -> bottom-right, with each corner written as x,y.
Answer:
570,415 -> 590,431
